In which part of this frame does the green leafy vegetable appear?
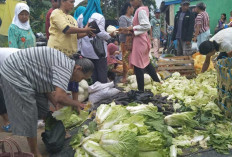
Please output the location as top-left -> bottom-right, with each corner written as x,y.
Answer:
52,107 -> 89,128
136,131 -> 165,151
74,147 -> 90,157
98,105 -> 130,130
164,112 -> 199,128
82,140 -> 113,157
100,131 -> 137,157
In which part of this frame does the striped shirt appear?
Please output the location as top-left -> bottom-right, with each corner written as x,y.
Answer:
0,47 -> 75,93
195,11 -> 210,34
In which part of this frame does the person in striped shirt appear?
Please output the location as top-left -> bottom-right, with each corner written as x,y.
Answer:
0,47 -> 94,157
193,2 -> 210,47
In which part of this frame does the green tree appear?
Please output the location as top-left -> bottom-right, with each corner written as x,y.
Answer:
77,0 -> 156,20
26,0 -> 51,33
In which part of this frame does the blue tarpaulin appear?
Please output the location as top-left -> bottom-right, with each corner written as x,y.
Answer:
164,0 -> 197,6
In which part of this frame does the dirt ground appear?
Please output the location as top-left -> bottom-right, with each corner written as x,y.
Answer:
0,118 -> 49,156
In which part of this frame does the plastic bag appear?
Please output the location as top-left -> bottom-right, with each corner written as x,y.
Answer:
88,81 -> 114,93
41,112 -> 66,154
192,42 -> 198,52
88,81 -> 120,104
89,87 -> 120,104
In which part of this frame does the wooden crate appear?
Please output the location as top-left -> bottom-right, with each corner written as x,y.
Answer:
215,58 -> 232,119
157,56 -> 196,79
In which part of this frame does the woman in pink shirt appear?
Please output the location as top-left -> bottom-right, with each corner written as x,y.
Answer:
120,0 -> 160,91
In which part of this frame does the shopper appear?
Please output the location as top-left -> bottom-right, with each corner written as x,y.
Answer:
8,3 -> 36,49
199,28 -> 232,73
120,0 -> 160,91
150,9 -> 162,59
45,0 -> 59,40
74,6 -> 86,20
0,47 -> 94,157
47,0 -> 94,57
77,0 -> 113,83
215,13 -> 227,34
171,0 -> 195,56
193,2 -> 210,47
119,2 -> 134,83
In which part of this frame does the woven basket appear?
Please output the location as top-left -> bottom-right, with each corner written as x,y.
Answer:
215,58 -> 232,118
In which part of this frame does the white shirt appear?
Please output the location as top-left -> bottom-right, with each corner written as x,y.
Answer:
210,28 -> 232,53
0,48 -> 19,66
77,13 -> 111,59
133,10 -> 151,36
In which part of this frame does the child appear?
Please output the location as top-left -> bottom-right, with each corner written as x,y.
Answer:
107,43 -> 123,81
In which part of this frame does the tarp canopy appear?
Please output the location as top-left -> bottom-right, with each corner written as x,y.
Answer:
164,0 -> 197,6
0,0 -> 25,36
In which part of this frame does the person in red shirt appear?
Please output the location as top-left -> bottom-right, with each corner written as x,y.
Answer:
45,0 -> 59,40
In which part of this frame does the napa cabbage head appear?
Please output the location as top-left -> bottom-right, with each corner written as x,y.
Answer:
100,130 -> 137,157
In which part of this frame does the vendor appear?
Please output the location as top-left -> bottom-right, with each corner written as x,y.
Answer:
0,47 -> 94,157
199,28 -> 232,73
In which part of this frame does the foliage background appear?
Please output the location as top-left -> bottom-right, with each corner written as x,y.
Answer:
26,0 -> 51,33
28,0 -> 157,32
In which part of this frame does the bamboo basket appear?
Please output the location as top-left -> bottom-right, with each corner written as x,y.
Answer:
215,58 -> 232,118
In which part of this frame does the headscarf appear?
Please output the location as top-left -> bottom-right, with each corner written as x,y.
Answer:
12,3 -> 30,30
107,43 -> 119,65
74,6 -> 86,20
82,0 -> 103,26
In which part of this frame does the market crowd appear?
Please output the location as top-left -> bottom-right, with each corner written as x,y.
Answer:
0,0 -> 232,156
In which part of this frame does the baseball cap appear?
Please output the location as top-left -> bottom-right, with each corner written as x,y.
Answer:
181,0 -> 190,5
155,9 -> 161,13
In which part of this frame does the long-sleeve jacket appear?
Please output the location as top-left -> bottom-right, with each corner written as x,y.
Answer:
172,9 -> 195,42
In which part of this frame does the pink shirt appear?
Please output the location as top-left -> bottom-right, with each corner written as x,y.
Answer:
130,6 -> 151,69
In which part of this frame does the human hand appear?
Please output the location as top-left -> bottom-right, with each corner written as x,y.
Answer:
192,37 -> 197,42
186,41 -> 191,45
73,102 -> 81,114
84,23 -> 95,33
114,51 -> 120,55
88,31 -> 95,38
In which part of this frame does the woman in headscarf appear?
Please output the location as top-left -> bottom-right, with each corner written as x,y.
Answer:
107,43 -> 122,81
77,0 -> 114,83
74,6 -> 86,20
8,3 -> 36,49
47,0 -> 94,57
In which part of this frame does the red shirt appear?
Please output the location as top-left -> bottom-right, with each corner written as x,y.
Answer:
46,8 -> 54,40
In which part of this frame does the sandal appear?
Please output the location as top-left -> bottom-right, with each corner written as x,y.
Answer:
2,124 -> 11,132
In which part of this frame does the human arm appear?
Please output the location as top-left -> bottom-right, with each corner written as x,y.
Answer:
133,10 -> 151,36
50,10 -> 94,35
193,14 -> 202,42
193,24 -> 201,42
228,51 -> 232,57
8,25 -> 18,48
54,87 -> 82,112
201,54 -> 211,73
96,16 -> 111,40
